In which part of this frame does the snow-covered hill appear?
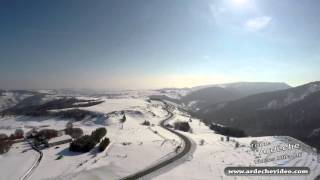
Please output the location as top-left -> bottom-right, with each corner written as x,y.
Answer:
151,106 -> 320,180
0,141 -> 39,180
0,96 -> 182,180
0,90 -> 34,111
0,90 -> 319,180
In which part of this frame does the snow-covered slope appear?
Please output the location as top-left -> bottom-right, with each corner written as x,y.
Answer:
0,90 -> 319,180
0,91 -> 34,111
152,107 -> 320,180
181,82 -> 291,112
0,142 -> 39,180
0,97 -> 182,180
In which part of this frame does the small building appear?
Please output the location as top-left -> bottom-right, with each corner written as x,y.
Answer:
57,130 -> 66,136
47,135 -> 72,147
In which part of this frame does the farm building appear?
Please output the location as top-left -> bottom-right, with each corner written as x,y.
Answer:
47,135 -> 72,147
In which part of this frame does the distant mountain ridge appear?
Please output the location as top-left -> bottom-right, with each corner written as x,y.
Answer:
180,82 -> 291,111
198,81 -> 320,149
0,90 -> 39,111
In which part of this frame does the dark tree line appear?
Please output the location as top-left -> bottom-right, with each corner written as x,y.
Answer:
66,128 -> 84,139
56,109 -> 98,121
91,127 -> 107,143
174,121 -> 191,132
37,129 -> 58,139
70,135 -> 97,152
0,134 -> 12,154
0,129 -> 26,154
2,98 -> 103,121
210,124 -> 247,137
69,127 -> 107,153
98,138 -> 110,152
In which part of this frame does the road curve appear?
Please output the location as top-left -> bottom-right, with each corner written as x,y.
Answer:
121,101 -> 192,180
20,140 -> 43,180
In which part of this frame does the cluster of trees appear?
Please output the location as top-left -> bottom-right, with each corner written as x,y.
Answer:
0,129 -> 26,154
37,129 -> 58,139
2,98 -> 103,121
141,120 -> 150,126
69,127 -> 108,153
25,129 -> 59,147
70,135 -> 97,152
98,138 -> 110,152
8,129 -> 24,140
56,109 -> 98,121
91,128 -> 107,143
174,121 -> 191,132
210,123 -> 247,138
26,128 -> 38,139
33,98 -> 103,110
65,122 -> 84,139
0,134 -> 12,154
66,127 -> 83,139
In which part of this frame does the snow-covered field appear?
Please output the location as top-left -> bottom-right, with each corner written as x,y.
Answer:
0,97 -> 181,180
0,91 -> 319,180
153,106 -> 320,180
0,142 -> 39,180
29,104 -> 180,180
0,116 -> 70,135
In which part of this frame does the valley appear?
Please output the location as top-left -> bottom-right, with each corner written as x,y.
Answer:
0,84 -> 320,180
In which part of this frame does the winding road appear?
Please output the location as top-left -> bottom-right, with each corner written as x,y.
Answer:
121,101 -> 192,180
20,140 -> 43,180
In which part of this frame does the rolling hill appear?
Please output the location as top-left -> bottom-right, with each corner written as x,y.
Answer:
180,82 -> 291,111
199,81 -> 320,149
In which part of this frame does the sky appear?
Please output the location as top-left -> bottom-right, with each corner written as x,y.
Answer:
0,0 -> 320,90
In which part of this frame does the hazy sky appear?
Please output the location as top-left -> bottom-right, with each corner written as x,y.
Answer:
1,0 -> 320,90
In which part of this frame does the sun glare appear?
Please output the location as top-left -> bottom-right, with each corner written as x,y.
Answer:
232,0 -> 250,7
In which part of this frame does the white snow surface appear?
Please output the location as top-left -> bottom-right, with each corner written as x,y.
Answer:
0,97 -> 180,180
0,92 -> 320,180
153,107 -> 320,180
0,142 -> 39,180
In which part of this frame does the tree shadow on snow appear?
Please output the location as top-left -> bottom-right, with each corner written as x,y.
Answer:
56,147 -> 83,156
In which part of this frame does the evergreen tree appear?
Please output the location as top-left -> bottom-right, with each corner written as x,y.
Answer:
98,138 -> 110,152
70,135 -> 96,152
91,127 -> 107,143
120,113 -> 126,129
